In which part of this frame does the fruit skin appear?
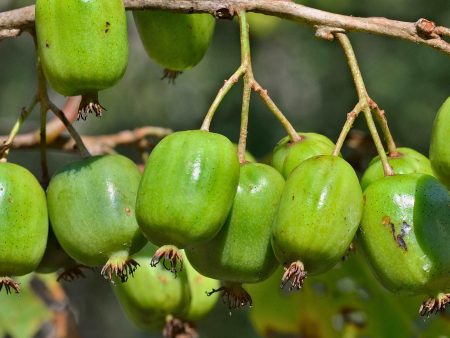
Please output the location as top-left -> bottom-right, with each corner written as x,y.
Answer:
359,173 -> 450,295
35,0 -> 128,96
136,130 -> 240,248
0,163 -> 48,276
429,96 -> 450,189
186,163 -> 283,283
47,155 -> 146,267
133,11 -> 215,71
183,256 -> 219,322
272,132 -> 335,178
272,155 -> 363,274
113,245 -> 191,332
360,147 -> 434,190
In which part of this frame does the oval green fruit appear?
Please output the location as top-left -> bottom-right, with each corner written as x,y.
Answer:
272,132 -> 335,178
0,162 -> 48,293
429,96 -> 450,189
186,163 -> 282,283
358,173 -> 450,315
272,155 -> 363,289
35,0 -> 128,118
136,130 -> 240,249
133,11 -> 215,72
113,245 -> 191,332
360,147 -> 434,190
47,155 -> 146,281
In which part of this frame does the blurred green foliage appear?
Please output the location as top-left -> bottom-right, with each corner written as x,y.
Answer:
0,0 -> 449,337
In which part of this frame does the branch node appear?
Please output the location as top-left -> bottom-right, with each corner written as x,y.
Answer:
214,7 -> 234,20
315,25 -> 345,41
416,18 -> 440,39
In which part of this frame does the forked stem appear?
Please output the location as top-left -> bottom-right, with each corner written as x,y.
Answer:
334,32 -> 394,176
201,11 -> 300,145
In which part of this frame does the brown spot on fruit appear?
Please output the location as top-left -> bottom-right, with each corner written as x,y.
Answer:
157,275 -> 168,284
125,207 -> 131,216
45,40 -> 50,48
105,21 -> 111,33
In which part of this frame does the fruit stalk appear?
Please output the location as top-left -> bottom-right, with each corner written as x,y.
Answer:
238,11 -> 252,163
37,56 -> 49,185
369,98 -> 398,156
332,101 -> 362,156
0,96 -> 37,162
335,32 -> 394,176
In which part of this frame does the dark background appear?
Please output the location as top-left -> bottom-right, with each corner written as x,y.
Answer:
0,0 -> 449,337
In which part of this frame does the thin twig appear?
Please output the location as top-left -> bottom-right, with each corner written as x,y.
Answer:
1,1 -> 449,55
335,32 -> 394,176
237,11 -> 252,164
368,98 -> 398,156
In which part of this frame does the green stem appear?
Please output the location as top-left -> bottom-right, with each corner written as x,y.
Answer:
200,66 -> 244,131
237,11 -> 252,163
47,101 -> 91,158
39,102 -> 49,186
370,99 -> 398,156
335,32 -> 394,176
0,96 -> 38,162
253,80 -> 301,143
35,59 -> 91,159
333,102 -> 362,156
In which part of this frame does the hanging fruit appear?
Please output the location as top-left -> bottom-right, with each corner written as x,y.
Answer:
185,163 -> 284,309
271,132 -> 335,178
0,163 -> 48,293
133,10 -> 215,80
360,147 -> 434,190
429,96 -> 450,189
272,155 -> 363,290
35,0 -> 128,119
136,130 -> 240,274
359,173 -> 450,316
46,155 -> 147,282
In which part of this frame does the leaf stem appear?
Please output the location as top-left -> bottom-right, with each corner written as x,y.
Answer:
335,32 -> 394,176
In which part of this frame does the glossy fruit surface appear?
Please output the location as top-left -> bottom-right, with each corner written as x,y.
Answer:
272,132 -> 335,178
133,11 -> 215,71
136,130 -> 240,248
47,155 -> 146,267
272,155 -> 363,274
429,96 -> 450,189
183,256 -> 219,322
186,163 -> 283,283
359,173 -> 450,295
35,0 -> 128,96
113,245 -> 191,332
0,163 -> 48,276
360,147 -> 434,190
